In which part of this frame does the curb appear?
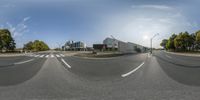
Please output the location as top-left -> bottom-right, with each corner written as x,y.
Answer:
164,51 -> 200,57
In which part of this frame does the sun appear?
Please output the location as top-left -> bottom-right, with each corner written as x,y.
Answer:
143,35 -> 149,40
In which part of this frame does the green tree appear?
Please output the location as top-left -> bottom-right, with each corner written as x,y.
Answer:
0,29 -> 16,51
166,34 -> 177,51
24,40 -> 49,51
195,30 -> 200,50
24,41 -> 33,51
160,39 -> 168,49
174,32 -> 193,51
190,33 -> 196,51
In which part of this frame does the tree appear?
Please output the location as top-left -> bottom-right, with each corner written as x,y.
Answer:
160,39 -> 168,49
195,30 -> 200,50
166,34 -> 177,51
24,40 -> 49,51
174,32 -> 193,51
0,29 -> 16,51
190,33 -> 196,51
24,41 -> 33,51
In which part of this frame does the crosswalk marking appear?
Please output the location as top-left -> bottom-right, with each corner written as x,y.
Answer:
60,54 -> 65,57
34,55 -> 39,57
56,54 -> 61,57
45,55 -> 49,58
40,55 -> 44,57
30,54 -> 34,57
51,54 -> 54,58
28,54 -> 65,58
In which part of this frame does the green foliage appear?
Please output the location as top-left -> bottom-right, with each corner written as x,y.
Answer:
165,34 -> 177,50
0,29 -> 16,51
174,32 -> 194,51
24,40 -> 49,51
195,30 -> 200,49
162,30 -> 200,52
196,30 -> 200,42
160,39 -> 168,49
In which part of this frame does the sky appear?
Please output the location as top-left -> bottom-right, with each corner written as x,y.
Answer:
0,0 -> 200,48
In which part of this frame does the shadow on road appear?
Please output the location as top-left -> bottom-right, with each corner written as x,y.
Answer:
156,57 -> 200,86
0,58 -> 45,86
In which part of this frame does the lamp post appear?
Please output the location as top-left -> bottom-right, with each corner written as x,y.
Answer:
150,33 -> 159,54
57,42 -> 62,51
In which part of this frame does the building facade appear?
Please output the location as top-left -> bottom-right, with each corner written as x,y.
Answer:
102,37 -> 148,53
103,37 -> 119,50
63,41 -> 86,51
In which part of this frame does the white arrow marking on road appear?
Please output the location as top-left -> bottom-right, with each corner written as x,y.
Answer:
56,54 -> 61,57
121,62 -> 145,77
14,59 -> 34,65
61,58 -> 71,68
45,55 -> 49,58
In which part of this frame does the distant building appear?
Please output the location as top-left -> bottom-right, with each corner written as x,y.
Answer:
103,37 -> 119,50
93,44 -> 107,51
63,41 -> 86,51
101,37 -> 148,53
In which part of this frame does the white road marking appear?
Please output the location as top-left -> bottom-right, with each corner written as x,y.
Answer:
148,53 -> 151,58
34,55 -> 39,57
60,54 -> 65,57
50,54 -> 54,58
40,55 -> 44,58
61,58 -> 71,68
121,62 -> 145,77
30,54 -> 34,57
45,55 -> 49,58
166,55 -> 172,59
14,59 -> 34,65
56,54 -> 61,57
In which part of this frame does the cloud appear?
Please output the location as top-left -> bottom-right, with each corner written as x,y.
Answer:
0,4 -> 16,8
5,17 -> 30,38
101,6 -> 194,48
131,5 -> 173,10
23,17 -> 31,21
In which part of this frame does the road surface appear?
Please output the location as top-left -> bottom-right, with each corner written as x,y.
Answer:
0,51 -> 200,100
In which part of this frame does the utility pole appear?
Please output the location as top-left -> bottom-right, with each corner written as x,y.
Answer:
150,33 -> 159,54
57,42 -> 62,51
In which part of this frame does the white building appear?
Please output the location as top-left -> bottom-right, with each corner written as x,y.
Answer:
103,37 -> 119,49
103,37 -> 148,53
63,41 -> 86,51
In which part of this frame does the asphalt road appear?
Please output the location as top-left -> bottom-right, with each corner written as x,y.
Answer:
0,51 -> 200,100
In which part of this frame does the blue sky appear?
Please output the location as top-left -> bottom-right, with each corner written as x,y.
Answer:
0,0 -> 200,48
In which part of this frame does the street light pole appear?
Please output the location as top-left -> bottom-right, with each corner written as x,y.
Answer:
57,42 -> 62,51
150,33 -> 159,54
